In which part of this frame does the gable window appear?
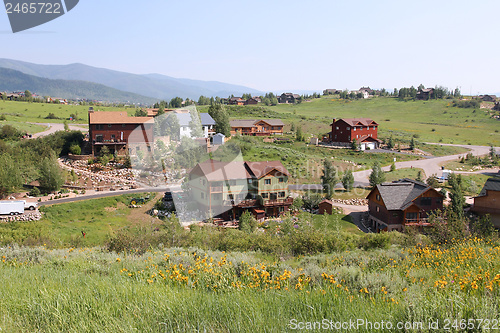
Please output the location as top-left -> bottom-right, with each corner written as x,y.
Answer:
265,179 -> 271,185
279,177 -> 284,183
420,197 -> 432,206
376,194 -> 380,201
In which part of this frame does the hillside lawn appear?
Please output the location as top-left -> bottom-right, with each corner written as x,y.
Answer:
0,100 -> 132,125
264,97 -> 500,146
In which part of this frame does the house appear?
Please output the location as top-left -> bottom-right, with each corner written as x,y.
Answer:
278,93 -> 300,104
188,159 -> 293,220
212,133 -> 226,145
366,178 -> 445,232
145,108 -> 174,117
230,119 -> 284,136
228,97 -> 245,105
359,87 -> 374,95
88,109 -> 154,156
174,111 -> 216,139
323,89 -> 342,95
328,118 -> 381,150
472,177 -> 500,228
245,97 -> 261,105
350,90 -> 369,99
416,88 -> 434,100
481,95 -> 497,102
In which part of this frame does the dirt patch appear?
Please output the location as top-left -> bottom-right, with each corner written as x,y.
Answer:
127,193 -> 164,226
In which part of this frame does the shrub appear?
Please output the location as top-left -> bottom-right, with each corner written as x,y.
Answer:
28,187 -> 41,197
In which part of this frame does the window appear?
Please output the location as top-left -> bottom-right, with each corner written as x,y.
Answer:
392,212 -> 398,217
95,135 -> 103,142
95,124 -> 103,130
346,127 -> 350,130
201,192 -> 204,199
353,127 -> 356,131
262,193 -> 269,199
203,180 -> 206,186
279,191 -> 285,198
336,126 -> 339,130
376,206 -> 380,212
147,146 -> 151,152
376,194 -> 380,201
108,124 -> 112,128
270,193 -> 277,200
406,212 -> 418,220
279,177 -> 284,183
248,179 -> 252,184
227,194 -> 233,200
265,179 -> 271,185
122,124 -> 126,128
420,197 -> 432,206
279,207 -> 285,212
111,134 -> 116,140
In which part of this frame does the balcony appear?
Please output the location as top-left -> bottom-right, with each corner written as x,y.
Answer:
263,197 -> 293,206
210,186 -> 223,192
404,218 -> 431,226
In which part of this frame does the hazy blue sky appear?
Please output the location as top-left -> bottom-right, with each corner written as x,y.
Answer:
1,0 -> 499,94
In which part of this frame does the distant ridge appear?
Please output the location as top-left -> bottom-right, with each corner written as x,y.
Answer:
0,67 -> 158,104
0,58 -> 262,101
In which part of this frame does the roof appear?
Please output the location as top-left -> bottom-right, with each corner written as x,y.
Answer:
245,160 -> 290,178
190,159 -> 290,181
174,112 -> 215,126
213,133 -> 226,138
370,178 -> 437,211
192,160 -> 252,182
200,113 -> 216,126
230,119 -> 284,128
333,118 -> 378,126
476,177 -> 500,197
356,135 -> 382,144
89,111 -> 153,125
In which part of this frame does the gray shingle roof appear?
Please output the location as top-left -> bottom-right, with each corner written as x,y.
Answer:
174,113 -> 215,127
477,177 -> 500,197
375,178 -> 432,210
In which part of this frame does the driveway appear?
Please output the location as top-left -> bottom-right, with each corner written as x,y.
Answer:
31,123 -> 88,138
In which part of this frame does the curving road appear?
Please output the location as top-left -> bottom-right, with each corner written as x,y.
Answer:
353,144 -> 498,186
31,122 -> 88,138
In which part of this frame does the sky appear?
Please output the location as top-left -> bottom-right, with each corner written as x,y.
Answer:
1,0 -> 499,94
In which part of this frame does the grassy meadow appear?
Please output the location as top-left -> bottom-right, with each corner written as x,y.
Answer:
267,97 -> 500,146
1,237 -> 500,332
0,100 -> 131,125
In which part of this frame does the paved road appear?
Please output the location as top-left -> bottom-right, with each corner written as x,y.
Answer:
353,143 -> 498,186
38,185 -> 181,206
31,123 -> 88,138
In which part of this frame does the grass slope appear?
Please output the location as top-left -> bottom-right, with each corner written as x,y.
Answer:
266,97 -> 500,146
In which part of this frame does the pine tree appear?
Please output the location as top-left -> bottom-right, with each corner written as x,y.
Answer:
369,162 -> 386,188
321,159 -> 338,199
342,169 -> 354,192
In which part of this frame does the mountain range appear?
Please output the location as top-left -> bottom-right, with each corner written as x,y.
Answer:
0,58 -> 262,103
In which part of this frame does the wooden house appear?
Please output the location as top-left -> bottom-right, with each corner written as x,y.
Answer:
278,93 -> 300,104
328,118 -> 381,150
88,109 -> 154,156
472,177 -> 500,227
230,119 -> 284,136
188,160 -> 293,220
416,88 -> 434,100
367,178 -> 444,232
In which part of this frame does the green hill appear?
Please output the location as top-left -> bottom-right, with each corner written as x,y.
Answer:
0,67 -> 158,105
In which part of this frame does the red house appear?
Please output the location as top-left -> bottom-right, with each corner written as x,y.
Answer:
88,110 -> 154,156
328,118 -> 381,150
366,178 -> 444,232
